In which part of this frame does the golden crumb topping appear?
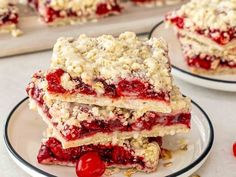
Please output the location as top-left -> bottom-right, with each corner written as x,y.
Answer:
168,0 -> 236,31
50,32 -> 172,92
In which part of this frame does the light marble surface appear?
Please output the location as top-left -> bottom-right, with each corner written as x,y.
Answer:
0,50 -> 236,177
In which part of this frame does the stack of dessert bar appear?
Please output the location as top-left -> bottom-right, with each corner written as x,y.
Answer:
27,0 -> 122,25
26,32 -> 191,175
166,0 -> 236,74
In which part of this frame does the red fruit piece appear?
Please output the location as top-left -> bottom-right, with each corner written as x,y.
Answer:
96,3 -> 109,15
76,152 -> 105,177
171,16 -> 184,29
233,142 -> 236,157
37,145 -> 52,163
46,69 -> 67,93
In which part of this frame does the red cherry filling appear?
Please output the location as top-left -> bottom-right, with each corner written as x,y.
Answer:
167,15 -> 236,45
186,55 -> 236,70
46,69 -> 168,101
117,79 -> 146,96
61,113 -> 190,141
46,69 -> 66,93
76,152 -> 105,177
96,1 -> 121,16
169,16 -> 184,29
233,143 -> 236,157
187,56 -> 212,70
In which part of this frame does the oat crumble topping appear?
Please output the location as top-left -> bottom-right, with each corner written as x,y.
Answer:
50,32 -> 172,92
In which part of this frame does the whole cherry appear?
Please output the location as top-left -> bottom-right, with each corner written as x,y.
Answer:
76,152 -> 105,177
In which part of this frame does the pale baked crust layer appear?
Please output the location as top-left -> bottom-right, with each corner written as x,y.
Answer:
46,92 -> 172,113
189,66 -> 236,75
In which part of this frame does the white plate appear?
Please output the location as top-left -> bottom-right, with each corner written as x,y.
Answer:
4,97 -> 214,177
149,21 -> 236,92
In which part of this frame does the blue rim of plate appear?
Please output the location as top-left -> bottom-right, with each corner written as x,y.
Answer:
4,97 -> 214,177
149,21 -> 236,84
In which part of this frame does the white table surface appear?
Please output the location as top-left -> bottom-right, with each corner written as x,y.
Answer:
0,50 -> 236,177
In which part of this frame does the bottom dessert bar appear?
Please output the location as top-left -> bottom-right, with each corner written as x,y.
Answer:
38,136 -> 161,172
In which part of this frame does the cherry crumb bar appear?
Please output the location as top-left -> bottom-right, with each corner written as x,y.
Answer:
166,0 -> 236,74
131,0 -> 184,7
46,32 -> 173,113
28,0 -> 122,25
37,135 -> 161,173
26,71 -> 191,148
0,2 -> 21,36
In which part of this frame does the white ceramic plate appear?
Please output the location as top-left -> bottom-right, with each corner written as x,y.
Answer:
149,21 -> 236,92
4,98 -> 214,177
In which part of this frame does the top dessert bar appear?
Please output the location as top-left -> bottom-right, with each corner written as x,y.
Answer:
166,0 -> 236,45
47,32 -> 173,113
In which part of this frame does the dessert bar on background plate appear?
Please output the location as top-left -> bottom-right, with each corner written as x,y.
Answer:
4,97 -> 214,177
0,2 -> 186,57
149,21 -> 236,92
165,0 -> 236,74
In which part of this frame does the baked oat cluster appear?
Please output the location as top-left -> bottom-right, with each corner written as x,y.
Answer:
166,0 -> 236,74
26,32 -> 191,176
